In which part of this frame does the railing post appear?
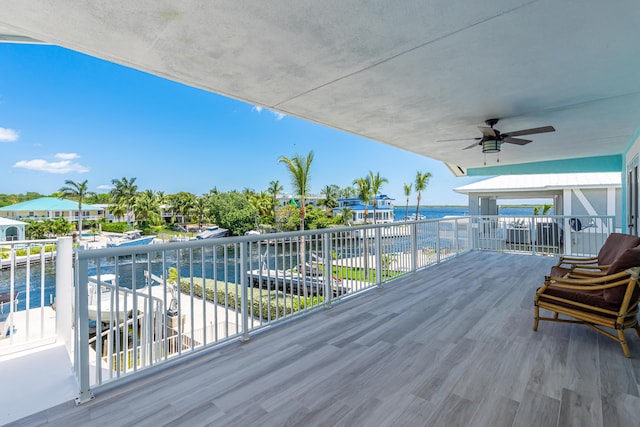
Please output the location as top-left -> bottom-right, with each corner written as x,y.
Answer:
563,217 -> 572,255
435,221 -> 441,263
75,248 -> 95,404
454,219 -> 460,256
55,237 -> 73,353
323,233 -> 332,307
375,227 -> 383,286
530,220 -> 536,255
240,241 -> 249,342
410,223 -> 417,273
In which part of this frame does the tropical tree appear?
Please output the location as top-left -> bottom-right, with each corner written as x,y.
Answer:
319,184 -> 340,216
267,180 -> 283,219
403,182 -> 412,221
110,177 -> 138,226
59,179 -> 94,236
278,151 -> 314,231
191,196 -> 210,228
353,175 -> 373,279
353,176 -> 373,224
338,207 -> 353,225
167,192 -> 197,225
368,171 -> 388,224
208,191 -> 258,235
279,150 -> 314,299
414,171 -> 432,218
134,190 -> 163,226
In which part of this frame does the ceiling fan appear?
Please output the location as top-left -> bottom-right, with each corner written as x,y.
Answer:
439,118 -> 556,154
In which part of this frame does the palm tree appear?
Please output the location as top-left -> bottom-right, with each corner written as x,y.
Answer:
403,183 -> 412,221
353,175 -> 373,279
368,171 -> 388,224
134,190 -> 162,226
320,184 -> 340,216
267,180 -> 283,219
59,179 -> 94,236
414,171 -> 432,218
339,207 -> 353,225
191,196 -> 210,228
110,177 -> 138,227
353,176 -> 372,224
279,151 -> 314,299
278,151 -> 314,231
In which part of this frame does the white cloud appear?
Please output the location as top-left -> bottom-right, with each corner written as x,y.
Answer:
252,105 -> 285,120
97,184 -> 112,190
0,127 -> 19,142
13,159 -> 89,174
54,152 -> 80,160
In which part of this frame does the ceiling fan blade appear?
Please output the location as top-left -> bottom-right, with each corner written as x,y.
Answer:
503,137 -> 532,145
478,126 -> 497,138
462,141 -> 481,150
502,126 -> 555,137
437,137 -> 481,142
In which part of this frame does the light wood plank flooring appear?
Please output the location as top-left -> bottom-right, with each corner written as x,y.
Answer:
10,252 -> 640,426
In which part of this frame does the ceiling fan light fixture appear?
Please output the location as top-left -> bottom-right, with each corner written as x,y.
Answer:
482,139 -> 501,153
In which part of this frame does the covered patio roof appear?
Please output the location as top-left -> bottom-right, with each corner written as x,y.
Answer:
1,1 -> 639,175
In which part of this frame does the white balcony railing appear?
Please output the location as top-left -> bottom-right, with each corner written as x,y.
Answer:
73,217 -> 471,402
0,238 -> 67,355
472,214 -> 615,256
0,214 -> 616,405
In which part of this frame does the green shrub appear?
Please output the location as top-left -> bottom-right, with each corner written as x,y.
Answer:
1,245 -> 55,259
178,277 -> 323,320
101,222 -> 129,233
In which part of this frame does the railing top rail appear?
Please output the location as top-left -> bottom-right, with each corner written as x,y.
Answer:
76,216 -> 471,260
0,238 -> 58,246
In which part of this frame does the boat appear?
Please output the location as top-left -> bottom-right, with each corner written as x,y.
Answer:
87,274 -> 131,322
196,225 -> 229,240
107,230 -> 156,247
405,213 -> 426,221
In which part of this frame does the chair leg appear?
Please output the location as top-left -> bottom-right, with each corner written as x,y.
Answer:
617,329 -> 631,358
553,312 -> 559,320
533,305 -> 539,331
635,325 -> 640,338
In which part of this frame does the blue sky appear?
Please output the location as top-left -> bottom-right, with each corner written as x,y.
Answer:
0,43 -> 484,205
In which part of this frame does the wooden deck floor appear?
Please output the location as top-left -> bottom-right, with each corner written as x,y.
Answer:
10,252 -> 640,426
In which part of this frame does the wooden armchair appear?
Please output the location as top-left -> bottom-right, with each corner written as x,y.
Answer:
535,245 -> 640,357
550,232 -> 640,278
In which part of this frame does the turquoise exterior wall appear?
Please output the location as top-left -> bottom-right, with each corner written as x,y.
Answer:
467,155 -> 622,176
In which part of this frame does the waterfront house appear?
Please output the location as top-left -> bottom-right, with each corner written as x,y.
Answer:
332,194 -> 395,224
0,197 -> 105,223
0,217 -> 26,241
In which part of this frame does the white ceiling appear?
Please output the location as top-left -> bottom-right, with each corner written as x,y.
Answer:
1,0 -> 639,175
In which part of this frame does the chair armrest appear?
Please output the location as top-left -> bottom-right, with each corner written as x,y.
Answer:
555,256 -> 599,269
546,269 -> 633,290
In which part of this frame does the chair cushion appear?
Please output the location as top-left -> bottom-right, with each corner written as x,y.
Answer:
550,265 -> 571,278
603,245 -> 640,304
597,233 -> 640,265
541,286 -> 619,312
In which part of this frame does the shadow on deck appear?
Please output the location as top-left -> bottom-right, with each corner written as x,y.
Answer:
10,251 -> 640,426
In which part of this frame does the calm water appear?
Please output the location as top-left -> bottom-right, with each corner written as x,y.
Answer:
1,206 -> 543,311
393,205 -> 543,220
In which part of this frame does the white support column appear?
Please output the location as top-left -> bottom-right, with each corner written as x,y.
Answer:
55,237 -> 74,353
607,187 -> 616,230
563,189 -> 572,255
